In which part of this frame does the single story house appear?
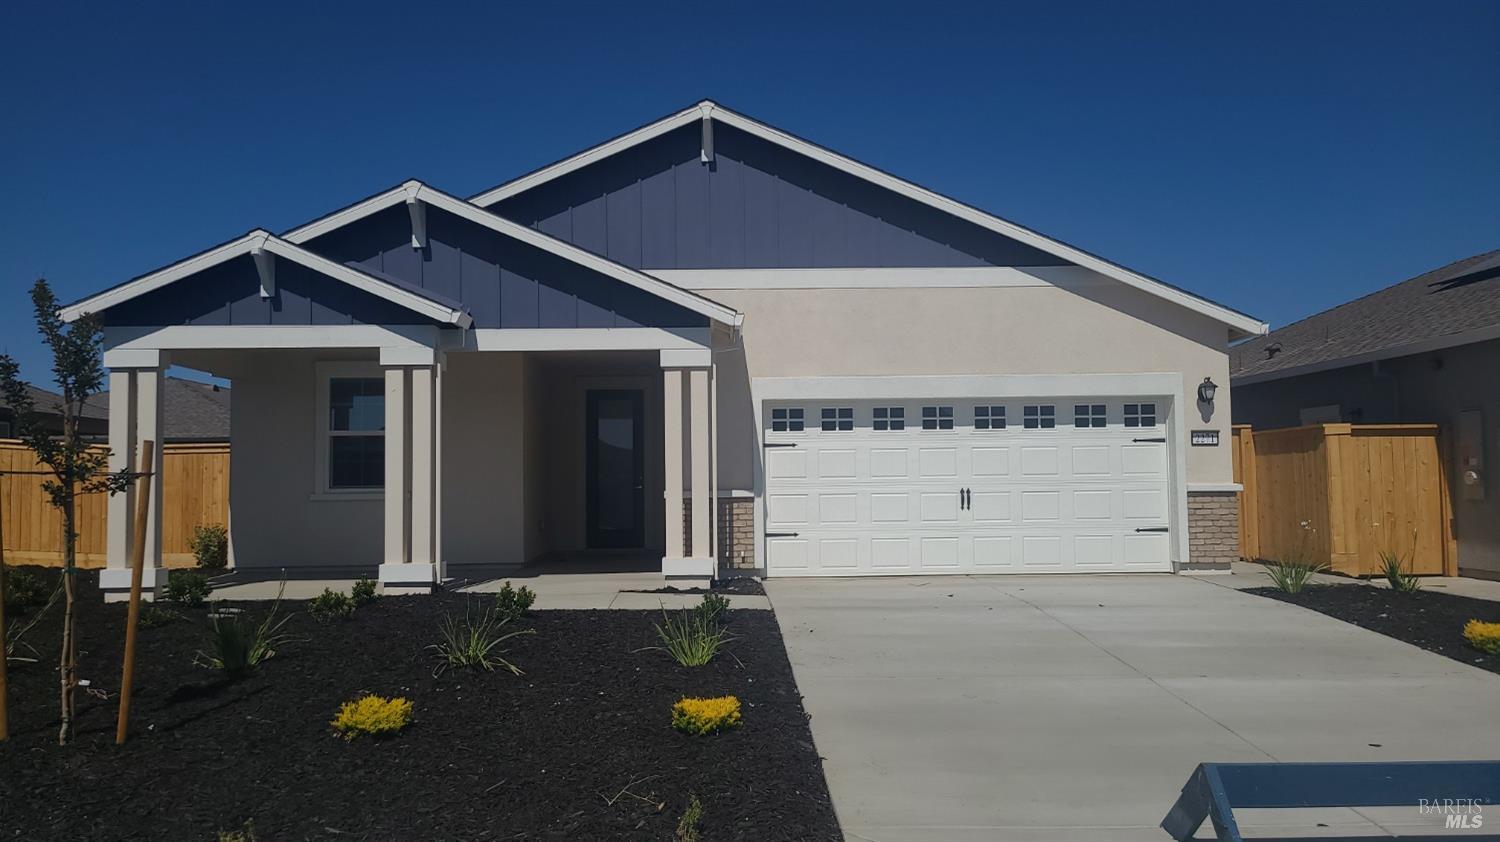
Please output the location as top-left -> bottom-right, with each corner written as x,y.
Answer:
2,377 -> 229,442
62,100 -> 1266,599
1232,249 -> 1500,580
0,384 -> 109,438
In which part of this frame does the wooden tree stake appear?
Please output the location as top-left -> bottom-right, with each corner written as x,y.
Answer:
115,440 -> 155,745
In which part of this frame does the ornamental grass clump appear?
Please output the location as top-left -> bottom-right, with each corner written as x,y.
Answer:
1463,620 -> 1500,655
331,694 -> 413,739
1378,529 -> 1421,594
195,582 -> 295,678
671,696 -> 742,736
653,605 -> 735,667
430,603 -> 535,676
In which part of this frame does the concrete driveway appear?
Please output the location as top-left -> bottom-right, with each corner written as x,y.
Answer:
767,574 -> 1500,841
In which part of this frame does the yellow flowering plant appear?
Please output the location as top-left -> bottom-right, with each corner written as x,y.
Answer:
1463,620 -> 1500,655
671,695 -> 742,735
331,694 -> 414,739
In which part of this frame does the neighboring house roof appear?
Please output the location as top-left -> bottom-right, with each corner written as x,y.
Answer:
1231,249 -> 1500,385
91,377 -> 231,440
0,383 -> 111,422
281,179 -> 742,327
59,230 -> 475,327
471,99 -> 1267,340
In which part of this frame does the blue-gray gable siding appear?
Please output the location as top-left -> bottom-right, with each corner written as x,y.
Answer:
487,123 -> 1072,270
101,256 -> 437,327
302,205 -> 708,329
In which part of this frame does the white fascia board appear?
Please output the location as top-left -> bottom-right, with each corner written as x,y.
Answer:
463,327 -> 710,352
285,180 -> 739,328
60,229 -> 471,329
648,265 -> 1113,290
103,324 -> 441,352
752,372 -> 1184,402
1231,322 -> 1500,386
470,106 -> 703,206
470,100 -> 1266,340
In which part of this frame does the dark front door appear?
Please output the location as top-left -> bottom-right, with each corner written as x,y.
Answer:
586,389 -> 646,549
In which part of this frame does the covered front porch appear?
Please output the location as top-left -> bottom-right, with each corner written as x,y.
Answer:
97,332 -> 729,600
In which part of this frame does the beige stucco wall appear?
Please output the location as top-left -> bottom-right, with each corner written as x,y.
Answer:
228,350 -> 384,569
441,352 -> 527,566
693,280 -> 1236,489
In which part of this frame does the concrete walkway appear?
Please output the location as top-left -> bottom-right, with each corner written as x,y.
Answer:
208,566 -> 770,609
767,574 -> 1500,841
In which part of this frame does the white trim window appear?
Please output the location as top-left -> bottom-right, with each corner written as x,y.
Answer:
1124,402 -> 1158,428
974,405 -> 1006,430
921,405 -> 954,430
821,407 -> 854,431
1074,403 -> 1106,428
1023,404 -> 1056,429
873,406 -> 905,431
771,407 -> 805,432
316,362 -> 385,493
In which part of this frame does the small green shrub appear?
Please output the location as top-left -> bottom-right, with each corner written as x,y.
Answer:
1266,559 -> 1328,594
138,605 -> 180,629
494,581 -> 536,621
672,696 -> 742,735
195,584 -> 295,678
191,523 -> 229,569
1464,620 -> 1500,655
697,592 -> 730,626
217,820 -> 258,842
3,568 -> 52,611
331,694 -> 413,739
431,604 -> 534,676
165,569 -> 212,607
351,576 -> 379,607
309,588 -> 355,623
675,794 -> 705,842
653,606 -> 734,667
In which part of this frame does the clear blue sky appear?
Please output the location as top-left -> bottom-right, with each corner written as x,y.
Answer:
3,1 -> 1497,386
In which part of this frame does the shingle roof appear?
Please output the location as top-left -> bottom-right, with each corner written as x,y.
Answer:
1230,249 -> 1500,381
90,377 -> 231,440
0,384 -> 111,420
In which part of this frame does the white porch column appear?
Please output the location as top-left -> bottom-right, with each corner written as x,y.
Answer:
378,347 -> 438,594
100,356 -> 167,602
662,368 -> 685,560
660,348 -> 713,584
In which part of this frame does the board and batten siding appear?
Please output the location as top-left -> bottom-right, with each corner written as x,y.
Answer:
301,204 -> 708,330
489,123 -> 1072,271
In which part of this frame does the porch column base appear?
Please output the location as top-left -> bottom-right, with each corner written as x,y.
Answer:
100,567 -> 169,603
379,562 -> 437,595
663,556 -> 714,589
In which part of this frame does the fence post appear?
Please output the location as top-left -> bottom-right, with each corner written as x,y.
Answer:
1321,424 -> 1358,575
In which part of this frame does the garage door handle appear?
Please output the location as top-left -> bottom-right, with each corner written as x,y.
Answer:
1132,437 -> 1166,443
765,531 -> 800,538
1135,527 -> 1169,533
764,442 -> 798,448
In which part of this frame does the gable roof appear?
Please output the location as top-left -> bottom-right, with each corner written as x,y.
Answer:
91,377 -> 231,440
471,100 -> 1267,340
60,230 -> 475,328
283,180 -> 741,327
1231,249 -> 1500,384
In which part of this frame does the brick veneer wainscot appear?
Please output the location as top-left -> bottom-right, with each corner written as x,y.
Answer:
1186,491 -> 1239,569
682,497 -> 757,573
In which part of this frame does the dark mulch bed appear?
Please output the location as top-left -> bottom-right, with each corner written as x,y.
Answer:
625,578 -> 767,596
1248,583 -> 1500,674
0,567 -> 837,841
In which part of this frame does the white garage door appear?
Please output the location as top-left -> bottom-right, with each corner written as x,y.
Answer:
763,398 -> 1173,575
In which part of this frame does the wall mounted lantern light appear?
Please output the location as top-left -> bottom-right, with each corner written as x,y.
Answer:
1197,377 -> 1219,405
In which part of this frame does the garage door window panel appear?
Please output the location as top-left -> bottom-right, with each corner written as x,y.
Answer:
873,406 -> 905,431
1074,404 -> 1106,428
975,405 -> 1006,430
1124,403 -> 1157,427
771,407 -> 804,432
1023,405 -> 1055,429
821,407 -> 853,431
922,405 -> 954,430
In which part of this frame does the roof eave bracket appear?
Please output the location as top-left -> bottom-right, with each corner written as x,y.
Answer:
250,235 -> 276,299
406,196 -> 428,250
699,105 -> 715,164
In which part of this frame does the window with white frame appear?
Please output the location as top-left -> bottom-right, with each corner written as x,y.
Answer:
1023,404 -> 1055,429
1124,402 -> 1157,427
873,406 -> 905,431
974,405 -> 1005,430
921,405 -> 954,430
1074,403 -> 1106,428
821,407 -> 854,431
320,369 -> 385,491
771,407 -> 804,432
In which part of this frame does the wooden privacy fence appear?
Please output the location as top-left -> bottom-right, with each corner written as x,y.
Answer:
0,440 -> 229,568
1232,424 -> 1457,577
